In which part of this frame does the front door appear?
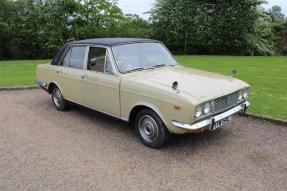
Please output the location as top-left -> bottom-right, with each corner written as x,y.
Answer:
82,46 -> 120,117
56,46 -> 88,103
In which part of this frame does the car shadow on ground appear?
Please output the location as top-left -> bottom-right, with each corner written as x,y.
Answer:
66,101 -> 232,153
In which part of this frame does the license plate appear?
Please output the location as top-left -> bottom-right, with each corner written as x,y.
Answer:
211,116 -> 232,131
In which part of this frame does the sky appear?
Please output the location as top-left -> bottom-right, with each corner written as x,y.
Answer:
117,0 -> 287,20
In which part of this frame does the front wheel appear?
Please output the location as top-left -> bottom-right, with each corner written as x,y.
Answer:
135,109 -> 170,148
52,86 -> 68,111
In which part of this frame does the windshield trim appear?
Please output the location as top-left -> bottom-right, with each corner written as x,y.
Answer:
111,42 -> 178,74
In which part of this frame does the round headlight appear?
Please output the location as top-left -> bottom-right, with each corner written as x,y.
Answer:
238,91 -> 243,101
203,102 -> 211,114
243,89 -> 248,99
195,106 -> 203,118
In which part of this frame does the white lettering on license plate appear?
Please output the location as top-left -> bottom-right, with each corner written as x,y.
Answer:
211,116 -> 232,131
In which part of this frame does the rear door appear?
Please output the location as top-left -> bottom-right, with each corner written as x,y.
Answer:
56,46 -> 88,104
82,46 -> 120,117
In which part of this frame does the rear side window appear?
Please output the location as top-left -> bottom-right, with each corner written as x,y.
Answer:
61,46 -> 86,69
70,47 -> 86,69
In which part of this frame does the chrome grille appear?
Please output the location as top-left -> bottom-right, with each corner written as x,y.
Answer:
213,91 -> 239,113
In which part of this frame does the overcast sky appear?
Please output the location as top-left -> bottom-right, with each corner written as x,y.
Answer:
117,0 -> 287,20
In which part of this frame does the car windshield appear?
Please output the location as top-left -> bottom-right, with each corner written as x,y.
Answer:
112,42 -> 177,73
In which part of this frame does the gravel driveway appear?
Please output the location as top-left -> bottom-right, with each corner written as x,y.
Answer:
0,89 -> 286,191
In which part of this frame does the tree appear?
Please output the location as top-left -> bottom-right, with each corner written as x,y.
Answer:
4,0 -> 79,59
0,0 -> 152,59
71,0 -> 124,39
245,11 -> 276,55
0,0 -> 15,59
150,0 -> 276,55
116,14 -> 152,38
268,5 -> 285,22
272,21 -> 287,55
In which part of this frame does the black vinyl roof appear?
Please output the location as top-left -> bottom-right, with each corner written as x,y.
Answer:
51,38 -> 161,65
68,38 -> 160,46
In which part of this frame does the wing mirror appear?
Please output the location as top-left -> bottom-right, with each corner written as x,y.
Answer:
231,69 -> 237,78
172,81 -> 180,93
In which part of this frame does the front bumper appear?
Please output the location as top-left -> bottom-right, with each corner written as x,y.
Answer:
172,101 -> 250,131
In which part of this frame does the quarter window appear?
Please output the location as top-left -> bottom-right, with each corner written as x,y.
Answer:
105,52 -> 113,74
61,48 -> 71,67
88,47 -> 113,74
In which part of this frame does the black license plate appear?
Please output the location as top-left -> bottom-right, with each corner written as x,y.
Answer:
211,116 -> 232,131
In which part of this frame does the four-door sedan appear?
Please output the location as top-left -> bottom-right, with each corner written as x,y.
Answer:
37,38 -> 250,148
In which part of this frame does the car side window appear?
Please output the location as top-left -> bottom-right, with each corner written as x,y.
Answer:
69,46 -> 86,69
61,48 -> 71,67
88,47 -> 114,74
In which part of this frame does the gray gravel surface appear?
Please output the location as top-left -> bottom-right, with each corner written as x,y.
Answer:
0,89 -> 286,191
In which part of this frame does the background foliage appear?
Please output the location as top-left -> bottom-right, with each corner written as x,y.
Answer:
150,0 -> 286,55
0,0 -> 286,59
0,0 -> 151,59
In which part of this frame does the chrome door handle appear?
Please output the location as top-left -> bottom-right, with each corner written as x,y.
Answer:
56,70 -> 62,74
81,75 -> 88,79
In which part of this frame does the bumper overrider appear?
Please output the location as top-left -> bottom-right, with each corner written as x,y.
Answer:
172,101 -> 250,131
37,80 -> 48,92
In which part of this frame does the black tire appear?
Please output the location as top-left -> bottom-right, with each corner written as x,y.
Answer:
51,86 -> 68,111
135,109 -> 170,148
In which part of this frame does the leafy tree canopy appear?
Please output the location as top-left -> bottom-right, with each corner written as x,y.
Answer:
268,5 -> 285,22
150,0 -> 276,55
0,0 -> 150,59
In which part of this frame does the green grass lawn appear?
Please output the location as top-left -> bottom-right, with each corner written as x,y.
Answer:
0,56 -> 286,120
0,60 -> 50,87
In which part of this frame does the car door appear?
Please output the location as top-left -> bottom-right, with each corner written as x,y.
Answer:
82,46 -> 120,117
56,46 -> 88,104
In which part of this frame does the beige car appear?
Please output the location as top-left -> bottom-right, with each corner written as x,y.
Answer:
37,38 -> 250,148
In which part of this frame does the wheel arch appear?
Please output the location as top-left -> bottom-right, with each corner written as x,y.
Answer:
48,81 -> 62,94
128,103 -> 166,126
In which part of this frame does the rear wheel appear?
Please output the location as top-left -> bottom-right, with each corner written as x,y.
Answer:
52,86 -> 68,111
135,109 -> 170,148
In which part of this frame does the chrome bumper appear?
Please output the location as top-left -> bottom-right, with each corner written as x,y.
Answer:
37,80 -> 49,92
172,101 -> 250,131
37,80 -> 47,88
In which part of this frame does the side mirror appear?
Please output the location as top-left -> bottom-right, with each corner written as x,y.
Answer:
231,69 -> 237,78
89,58 -> 97,66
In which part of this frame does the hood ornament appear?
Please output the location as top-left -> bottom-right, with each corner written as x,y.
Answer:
231,69 -> 237,78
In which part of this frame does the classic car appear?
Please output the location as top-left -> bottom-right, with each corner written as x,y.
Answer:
37,38 -> 250,148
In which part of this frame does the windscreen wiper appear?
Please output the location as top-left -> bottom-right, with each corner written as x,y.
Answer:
153,64 -> 166,68
153,64 -> 177,68
125,67 -> 154,73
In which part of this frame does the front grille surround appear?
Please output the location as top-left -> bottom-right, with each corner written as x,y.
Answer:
213,91 -> 240,113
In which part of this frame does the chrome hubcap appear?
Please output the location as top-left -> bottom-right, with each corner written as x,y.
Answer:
53,89 -> 63,107
138,115 -> 159,143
